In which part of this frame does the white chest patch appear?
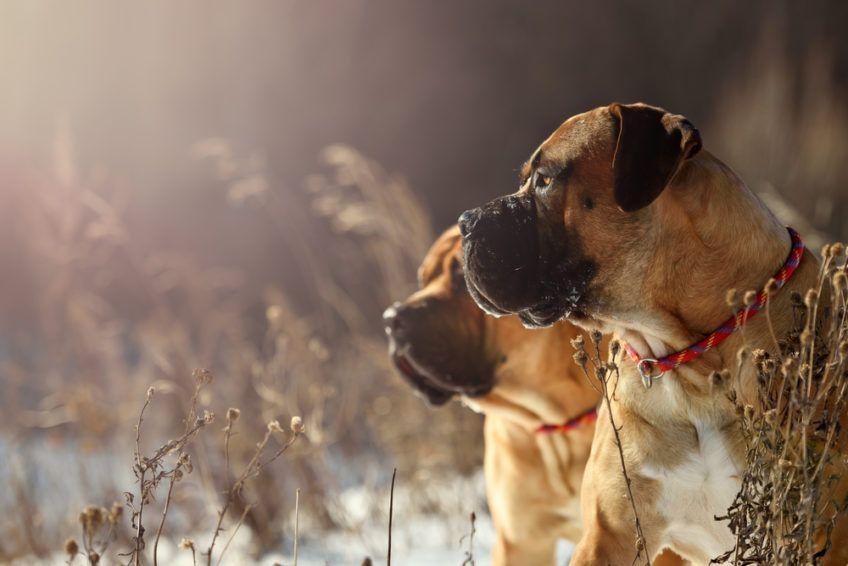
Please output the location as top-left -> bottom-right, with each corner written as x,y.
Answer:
645,423 -> 740,563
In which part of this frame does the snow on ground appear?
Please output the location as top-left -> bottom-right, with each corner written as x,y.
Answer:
18,515 -> 574,565
11,469 -> 574,565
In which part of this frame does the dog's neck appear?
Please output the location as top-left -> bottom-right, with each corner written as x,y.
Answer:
465,320 -> 601,432
615,151 -> 799,365
578,150 -> 822,456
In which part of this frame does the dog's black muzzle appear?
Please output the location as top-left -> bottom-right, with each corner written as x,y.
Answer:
459,194 -> 544,313
459,193 -> 594,328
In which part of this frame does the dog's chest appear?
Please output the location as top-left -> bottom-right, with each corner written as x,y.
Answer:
646,423 -> 740,561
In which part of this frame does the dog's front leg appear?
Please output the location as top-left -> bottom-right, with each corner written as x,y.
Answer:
485,418 -> 561,566
570,470 -> 647,564
569,518 -> 638,566
569,413 -> 668,566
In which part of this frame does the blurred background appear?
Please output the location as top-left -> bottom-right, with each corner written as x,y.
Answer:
0,1 -> 846,563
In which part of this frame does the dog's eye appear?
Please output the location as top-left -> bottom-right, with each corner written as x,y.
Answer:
533,171 -> 553,190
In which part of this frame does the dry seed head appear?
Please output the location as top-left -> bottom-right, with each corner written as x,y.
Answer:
83,506 -> 104,529
821,243 -> 831,259
290,415 -> 305,434
800,328 -> 813,347
764,409 -> 777,425
192,368 -> 213,385
743,290 -> 757,307
726,288 -> 739,309
108,502 -> 123,524
146,386 -> 155,400
830,242 -> 845,258
752,349 -> 767,363
595,366 -> 606,381
89,551 -> 100,564
180,537 -> 196,550
267,420 -> 284,433
572,350 -> 588,370
804,289 -> 819,309
610,339 -> 621,359
590,330 -> 603,346
226,407 -> 241,422
737,347 -> 750,366
764,278 -> 779,296
64,538 -> 79,556
839,340 -> 848,358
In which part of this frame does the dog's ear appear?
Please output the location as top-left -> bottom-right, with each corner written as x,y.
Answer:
609,103 -> 702,212
417,225 -> 462,287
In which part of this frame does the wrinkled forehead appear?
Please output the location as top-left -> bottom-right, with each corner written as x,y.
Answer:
520,106 -> 617,180
417,225 -> 462,286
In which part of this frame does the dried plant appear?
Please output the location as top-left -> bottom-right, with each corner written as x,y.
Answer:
715,243 -> 848,564
572,332 -> 651,565
5,138 -> 474,562
386,468 -> 396,566
57,368 -> 307,566
204,416 -> 303,566
125,370 -> 215,566
460,511 -> 477,566
66,503 -> 122,565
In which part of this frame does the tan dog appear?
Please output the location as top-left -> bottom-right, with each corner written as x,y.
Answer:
458,103 -> 836,564
383,225 -> 602,565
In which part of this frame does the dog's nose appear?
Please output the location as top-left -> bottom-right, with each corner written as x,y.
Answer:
382,302 -> 406,335
458,208 -> 482,237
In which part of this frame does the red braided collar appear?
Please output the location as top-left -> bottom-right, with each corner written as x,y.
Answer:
536,405 -> 599,435
624,227 -> 805,387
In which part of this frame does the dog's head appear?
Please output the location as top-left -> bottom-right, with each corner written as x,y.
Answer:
459,103 -> 702,329
383,226 -> 495,406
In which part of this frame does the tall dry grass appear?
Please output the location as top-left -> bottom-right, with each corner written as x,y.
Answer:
715,245 -> 848,564
0,133 -> 484,563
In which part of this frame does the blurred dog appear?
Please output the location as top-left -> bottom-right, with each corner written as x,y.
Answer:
383,225 -> 601,565
458,102 -> 830,563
